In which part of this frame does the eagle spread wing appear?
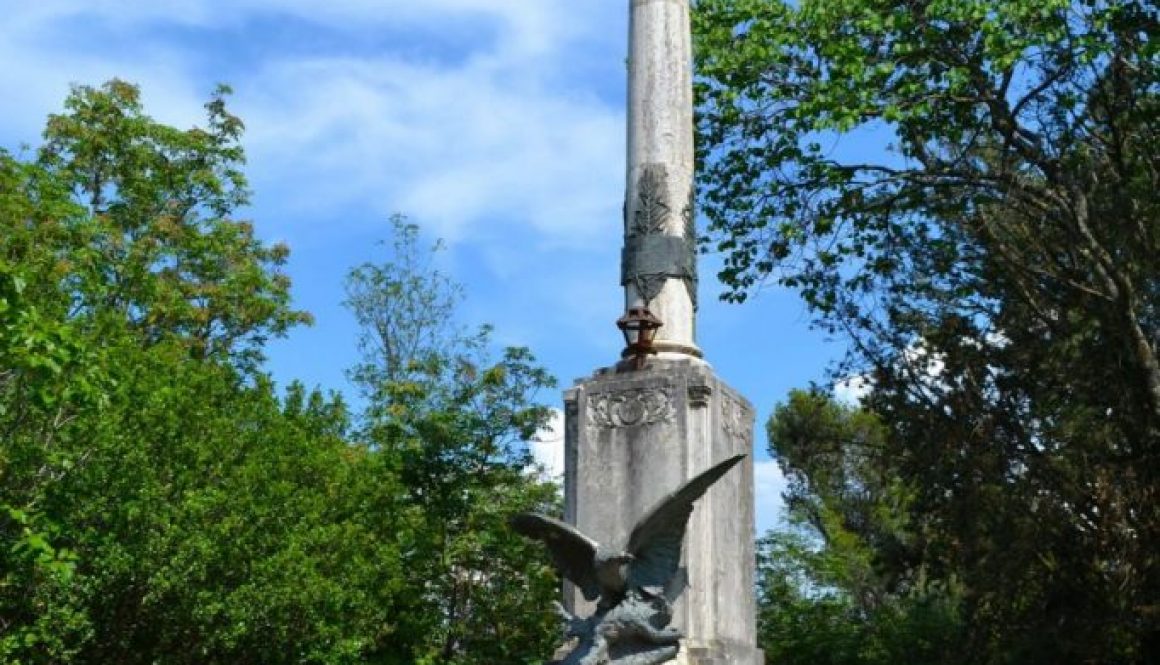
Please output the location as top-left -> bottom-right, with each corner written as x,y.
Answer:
625,454 -> 746,590
509,513 -> 602,601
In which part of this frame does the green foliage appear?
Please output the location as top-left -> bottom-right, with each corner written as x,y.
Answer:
345,215 -> 465,393
0,254 -> 104,663
2,82 -> 560,663
4,120 -> 382,661
757,533 -> 964,665
697,1 -> 1160,661
759,393 -> 964,665
345,219 -> 561,664
36,80 -> 312,368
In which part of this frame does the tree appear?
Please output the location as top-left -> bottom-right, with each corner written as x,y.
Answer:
36,79 -> 311,368
768,391 -> 908,607
344,218 -> 562,665
0,259 -> 97,662
41,347 -> 396,665
757,392 -> 963,665
3,82 -> 384,664
4,82 -> 567,664
695,1 -> 1159,661
345,215 -> 463,391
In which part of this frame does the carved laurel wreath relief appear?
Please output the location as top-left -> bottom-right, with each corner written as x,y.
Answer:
587,386 -> 676,429
621,163 -> 699,308
627,164 -> 672,304
632,164 -> 671,237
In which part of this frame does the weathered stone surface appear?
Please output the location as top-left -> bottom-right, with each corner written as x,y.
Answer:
673,639 -> 764,665
564,358 -> 763,665
623,0 -> 698,357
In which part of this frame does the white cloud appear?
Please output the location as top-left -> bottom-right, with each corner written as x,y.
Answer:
0,1 -> 624,248
753,459 -> 787,534
233,43 -> 623,245
528,407 -> 565,481
834,373 -> 872,405
0,16 -> 206,141
3,0 -> 586,52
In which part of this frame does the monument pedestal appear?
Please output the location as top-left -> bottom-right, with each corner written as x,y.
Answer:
564,357 -> 763,665
674,639 -> 764,665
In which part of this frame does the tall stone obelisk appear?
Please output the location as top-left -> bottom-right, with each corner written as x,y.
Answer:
562,1 -> 763,663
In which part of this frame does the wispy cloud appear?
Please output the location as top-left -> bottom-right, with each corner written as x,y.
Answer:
834,373 -> 872,405
0,1 -> 625,244
754,459 -> 787,534
0,0 -> 630,366
528,407 -> 565,481
237,53 -> 623,244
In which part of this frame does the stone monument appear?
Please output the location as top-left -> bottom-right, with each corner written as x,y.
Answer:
561,1 -> 763,663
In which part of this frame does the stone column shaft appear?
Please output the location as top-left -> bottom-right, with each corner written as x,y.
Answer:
623,0 -> 699,358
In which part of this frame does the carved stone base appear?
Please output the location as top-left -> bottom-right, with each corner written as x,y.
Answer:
549,638 -> 680,665
550,636 -> 761,665
670,639 -> 764,665
563,358 -> 763,664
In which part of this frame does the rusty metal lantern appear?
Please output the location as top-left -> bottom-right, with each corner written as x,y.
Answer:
617,306 -> 663,369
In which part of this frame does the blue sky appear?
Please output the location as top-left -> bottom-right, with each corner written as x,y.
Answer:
1,0 -> 857,533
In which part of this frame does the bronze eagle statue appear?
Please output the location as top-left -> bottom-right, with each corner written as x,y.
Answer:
510,454 -> 746,665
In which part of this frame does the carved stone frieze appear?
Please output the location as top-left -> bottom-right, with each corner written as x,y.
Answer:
587,386 -> 676,429
720,393 -> 753,445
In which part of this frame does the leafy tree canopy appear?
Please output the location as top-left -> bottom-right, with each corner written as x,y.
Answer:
31,80 -> 310,368
343,216 -> 562,664
757,391 -> 964,665
696,1 -> 1160,661
2,82 -> 561,664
